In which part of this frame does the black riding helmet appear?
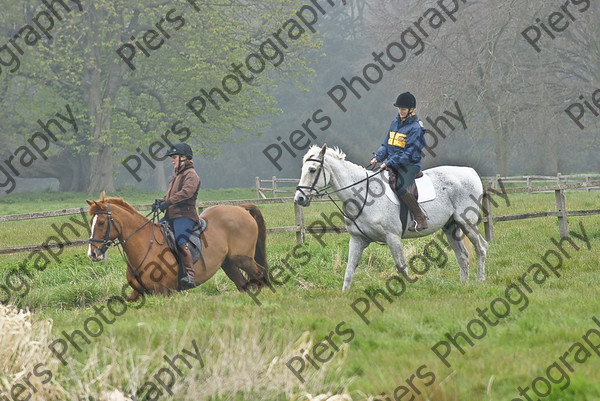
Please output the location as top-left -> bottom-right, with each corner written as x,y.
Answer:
393,92 -> 417,108
166,142 -> 193,160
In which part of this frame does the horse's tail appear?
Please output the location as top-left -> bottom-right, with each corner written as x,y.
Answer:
240,203 -> 269,274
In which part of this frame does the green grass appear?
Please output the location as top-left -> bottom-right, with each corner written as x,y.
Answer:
1,189 -> 600,400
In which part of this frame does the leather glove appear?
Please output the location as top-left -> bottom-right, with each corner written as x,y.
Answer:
158,200 -> 169,212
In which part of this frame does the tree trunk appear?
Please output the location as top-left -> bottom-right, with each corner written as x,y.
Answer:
482,98 -> 510,176
87,142 -> 115,195
85,85 -> 116,194
495,123 -> 509,176
156,164 -> 167,191
83,4 -> 125,195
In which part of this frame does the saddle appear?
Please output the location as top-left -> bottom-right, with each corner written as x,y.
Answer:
160,219 -> 208,267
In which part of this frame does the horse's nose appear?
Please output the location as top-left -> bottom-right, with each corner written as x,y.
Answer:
87,247 -> 102,261
294,193 -> 305,205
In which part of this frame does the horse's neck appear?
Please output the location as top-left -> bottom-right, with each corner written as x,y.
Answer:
327,157 -> 369,200
113,207 -> 163,260
113,207 -> 148,240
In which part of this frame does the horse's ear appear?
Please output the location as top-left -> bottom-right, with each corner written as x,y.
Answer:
86,200 -> 99,215
319,144 -> 327,158
100,190 -> 106,201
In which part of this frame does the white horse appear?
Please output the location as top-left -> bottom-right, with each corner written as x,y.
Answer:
294,144 -> 489,290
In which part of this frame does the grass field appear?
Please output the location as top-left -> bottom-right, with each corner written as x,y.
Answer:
1,188 -> 599,401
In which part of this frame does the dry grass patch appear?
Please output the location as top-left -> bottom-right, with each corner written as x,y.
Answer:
0,305 -> 64,400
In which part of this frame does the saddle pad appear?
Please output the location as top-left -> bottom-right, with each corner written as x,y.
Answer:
188,219 -> 206,263
161,219 -> 207,264
383,170 -> 436,205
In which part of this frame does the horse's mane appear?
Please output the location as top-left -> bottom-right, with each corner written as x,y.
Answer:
304,145 -> 347,162
304,145 -> 365,171
88,193 -> 138,216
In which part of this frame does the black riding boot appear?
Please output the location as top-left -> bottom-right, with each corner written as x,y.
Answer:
178,243 -> 196,290
399,192 -> 429,232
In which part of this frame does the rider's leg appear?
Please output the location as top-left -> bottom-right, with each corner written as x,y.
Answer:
173,217 -> 197,289
177,243 -> 196,289
395,165 -> 428,231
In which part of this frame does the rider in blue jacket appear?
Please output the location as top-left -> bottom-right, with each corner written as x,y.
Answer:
370,92 -> 428,231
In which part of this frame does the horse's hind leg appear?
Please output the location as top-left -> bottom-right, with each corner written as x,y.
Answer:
221,258 -> 249,291
442,222 -> 470,281
454,219 -> 488,282
229,255 -> 267,286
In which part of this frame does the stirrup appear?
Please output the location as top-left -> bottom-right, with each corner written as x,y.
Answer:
408,219 -> 428,232
179,276 -> 196,290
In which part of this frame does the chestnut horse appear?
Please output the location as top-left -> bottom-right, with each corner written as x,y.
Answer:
86,195 -> 268,301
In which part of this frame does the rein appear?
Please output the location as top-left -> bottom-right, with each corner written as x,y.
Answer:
89,203 -> 162,295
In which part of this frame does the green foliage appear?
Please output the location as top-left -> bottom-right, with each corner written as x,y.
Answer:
0,0 -> 324,191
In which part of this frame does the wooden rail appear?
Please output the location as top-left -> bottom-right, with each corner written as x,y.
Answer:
256,173 -> 600,198
2,180 -> 600,254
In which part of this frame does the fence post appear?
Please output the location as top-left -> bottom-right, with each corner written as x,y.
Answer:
294,203 -> 305,245
483,191 -> 494,242
255,177 -> 264,199
555,188 -> 569,239
586,175 -> 591,192
272,176 -> 277,198
492,174 -> 501,190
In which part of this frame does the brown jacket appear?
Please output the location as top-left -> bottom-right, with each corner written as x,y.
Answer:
163,160 -> 200,222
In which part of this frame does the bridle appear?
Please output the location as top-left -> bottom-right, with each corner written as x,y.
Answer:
295,153 -> 384,243
88,203 -> 121,256
88,202 -> 159,295
295,155 -> 330,200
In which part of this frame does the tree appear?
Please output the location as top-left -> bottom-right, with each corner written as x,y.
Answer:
0,0 -> 322,194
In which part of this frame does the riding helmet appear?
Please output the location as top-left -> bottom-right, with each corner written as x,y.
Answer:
393,92 -> 417,108
166,142 -> 193,159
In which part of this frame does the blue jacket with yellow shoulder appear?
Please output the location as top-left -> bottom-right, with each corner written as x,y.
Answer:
374,114 -> 426,170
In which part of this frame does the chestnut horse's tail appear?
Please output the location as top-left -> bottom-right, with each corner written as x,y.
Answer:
240,204 -> 268,272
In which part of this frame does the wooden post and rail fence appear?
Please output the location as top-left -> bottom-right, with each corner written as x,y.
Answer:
1,174 -> 599,255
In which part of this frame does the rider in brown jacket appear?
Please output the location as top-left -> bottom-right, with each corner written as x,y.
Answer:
153,142 -> 200,290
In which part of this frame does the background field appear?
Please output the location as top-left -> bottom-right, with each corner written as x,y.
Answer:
1,189 -> 599,401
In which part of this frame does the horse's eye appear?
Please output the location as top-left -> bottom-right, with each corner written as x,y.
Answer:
309,167 -> 316,173
98,221 -> 105,226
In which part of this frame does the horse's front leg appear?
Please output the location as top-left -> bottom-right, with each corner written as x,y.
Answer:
386,233 -> 409,276
126,288 -> 142,302
343,235 -> 370,291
